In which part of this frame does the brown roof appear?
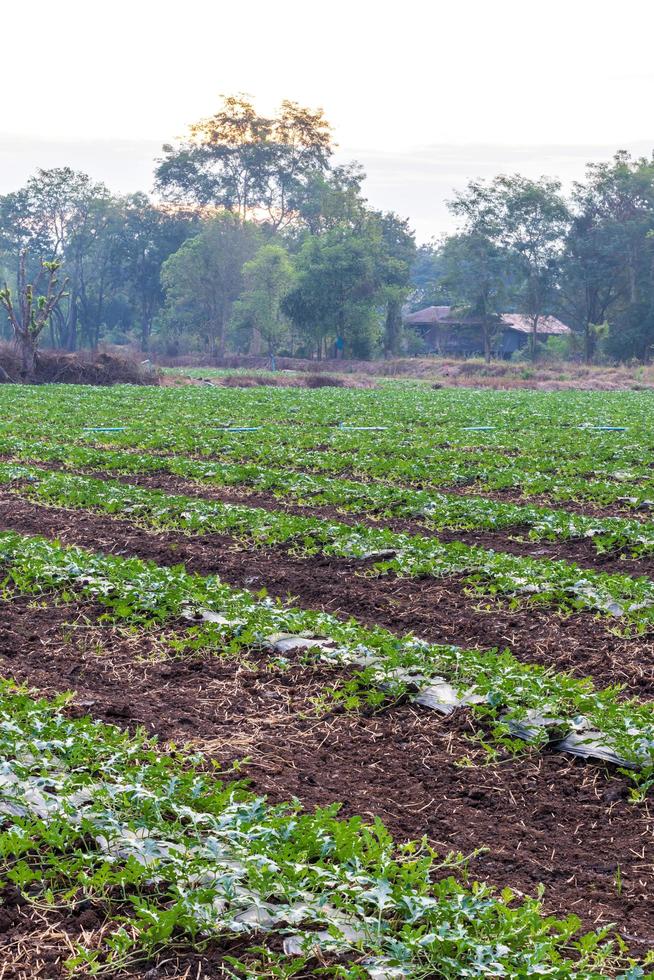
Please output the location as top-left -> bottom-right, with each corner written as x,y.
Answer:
499,314 -> 571,335
404,306 -> 452,325
405,306 -> 571,335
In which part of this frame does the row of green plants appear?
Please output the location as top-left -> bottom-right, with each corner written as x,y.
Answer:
4,384 -> 654,506
0,529 -> 652,779
1,682 -> 644,978
4,462 -> 654,628
3,435 -> 654,557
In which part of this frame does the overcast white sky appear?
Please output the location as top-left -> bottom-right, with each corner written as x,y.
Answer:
3,0 -> 654,239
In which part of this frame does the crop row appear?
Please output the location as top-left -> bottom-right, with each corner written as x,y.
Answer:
5,463 -> 654,627
2,436 -> 654,555
5,381 -> 654,443
0,683 -> 637,978
0,529 -> 652,777
3,385 -> 654,505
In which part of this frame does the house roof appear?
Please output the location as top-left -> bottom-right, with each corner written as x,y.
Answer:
404,306 -> 452,325
499,314 -> 571,335
404,306 -> 571,335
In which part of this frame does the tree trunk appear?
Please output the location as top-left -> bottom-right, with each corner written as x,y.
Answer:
384,298 -> 402,357
529,315 -> 540,360
216,312 -> 227,358
141,318 -> 151,353
584,320 -> 592,364
65,301 -> 78,352
19,333 -> 38,381
483,319 -> 492,364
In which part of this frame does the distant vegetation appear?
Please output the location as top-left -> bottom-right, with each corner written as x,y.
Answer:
1,96 -> 654,375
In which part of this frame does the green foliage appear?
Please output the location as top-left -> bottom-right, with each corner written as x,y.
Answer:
0,684 -> 636,976
155,95 -> 334,231
232,244 -> 295,362
448,174 -> 569,360
283,215 -> 414,360
159,215 -> 261,356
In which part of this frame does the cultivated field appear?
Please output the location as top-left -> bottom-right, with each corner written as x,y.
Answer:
0,381 -> 653,978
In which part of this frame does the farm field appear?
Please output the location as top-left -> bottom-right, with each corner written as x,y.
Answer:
1,381 -> 654,978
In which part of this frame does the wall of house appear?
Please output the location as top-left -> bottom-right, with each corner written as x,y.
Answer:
499,329 -> 526,357
410,323 -> 548,358
426,324 -> 485,356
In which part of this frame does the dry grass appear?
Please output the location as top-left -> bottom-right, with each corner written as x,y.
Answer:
158,354 -> 654,391
0,342 -> 159,386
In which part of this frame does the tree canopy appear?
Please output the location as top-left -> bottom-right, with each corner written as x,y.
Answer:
3,102 -> 654,366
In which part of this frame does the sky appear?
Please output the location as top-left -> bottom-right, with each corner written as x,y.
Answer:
3,0 -> 654,240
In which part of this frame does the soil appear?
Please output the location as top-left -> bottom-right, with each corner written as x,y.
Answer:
82,468 -> 654,578
0,493 -> 652,699
0,596 -> 652,958
7,450 -> 653,524
455,483 -> 654,522
0,890 -> 309,979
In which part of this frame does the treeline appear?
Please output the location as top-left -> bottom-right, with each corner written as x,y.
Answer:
0,96 -> 414,374
2,96 -> 654,371
413,152 -> 654,363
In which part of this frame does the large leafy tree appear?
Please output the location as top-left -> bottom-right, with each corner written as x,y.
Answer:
283,216 -> 410,359
116,194 -> 198,351
283,227 -> 381,358
562,152 -> 654,361
232,244 -> 294,365
557,184 -> 628,362
450,175 -> 569,358
437,232 -> 517,362
374,211 -> 416,356
159,214 -> 260,356
155,95 -> 333,230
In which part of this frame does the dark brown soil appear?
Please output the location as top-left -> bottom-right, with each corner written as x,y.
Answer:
11,454 -> 654,563
0,493 -> 652,699
455,484 -> 654,521
0,596 -> 652,954
9,450 -> 653,523
83,469 -> 654,578
0,891 -> 313,979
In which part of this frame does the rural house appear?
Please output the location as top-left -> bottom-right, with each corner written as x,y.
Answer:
404,306 -> 572,357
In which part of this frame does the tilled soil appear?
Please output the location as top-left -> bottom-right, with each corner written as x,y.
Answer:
455,483 -> 654,521
80,468 -> 654,578
7,451 -> 654,523
0,493 -> 652,698
0,893 -> 302,980
0,596 -> 652,952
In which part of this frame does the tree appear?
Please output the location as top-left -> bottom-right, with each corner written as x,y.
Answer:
374,212 -> 416,356
557,188 -> 627,362
283,226 -> 382,359
450,175 -> 569,358
0,168 -> 117,351
438,232 -> 517,362
408,240 -> 452,310
562,152 -> 654,361
155,95 -> 333,230
232,244 -> 294,367
159,214 -> 260,356
294,163 -> 367,234
0,254 -> 67,378
117,194 -> 198,351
